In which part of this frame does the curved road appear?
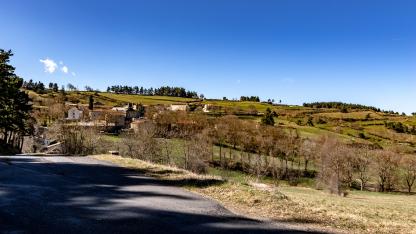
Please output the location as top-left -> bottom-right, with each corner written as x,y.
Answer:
0,156 -> 322,234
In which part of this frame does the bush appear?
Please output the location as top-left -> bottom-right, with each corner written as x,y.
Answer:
49,124 -> 101,155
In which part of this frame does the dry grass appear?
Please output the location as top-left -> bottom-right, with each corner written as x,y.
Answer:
91,154 -> 223,187
193,183 -> 416,233
91,154 -> 416,234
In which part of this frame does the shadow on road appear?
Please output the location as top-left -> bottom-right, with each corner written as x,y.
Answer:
0,157 -> 323,234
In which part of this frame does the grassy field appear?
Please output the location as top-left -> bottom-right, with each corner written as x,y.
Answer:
92,154 -> 416,234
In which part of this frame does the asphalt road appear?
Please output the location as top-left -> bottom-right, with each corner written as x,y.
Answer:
0,156 -> 322,234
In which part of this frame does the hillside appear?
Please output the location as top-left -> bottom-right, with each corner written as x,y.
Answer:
28,90 -> 416,154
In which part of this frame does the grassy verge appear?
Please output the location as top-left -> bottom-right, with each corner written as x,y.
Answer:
91,154 -> 416,234
91,154 -> 223,187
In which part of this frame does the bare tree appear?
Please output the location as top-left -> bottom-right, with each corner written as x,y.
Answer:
223,115 -> 243,161
49,123 -> 100,155
212,120 -> 228,166
374,150 -> 401,192
281,128 -> 300,178
184,131 -> 211,173
318,136 -> 354,195
120,132 -> 138,157
299,138 -> 318,175
401,155 -> 416,193
129,122 -> 161,162
354,146 -> 372,191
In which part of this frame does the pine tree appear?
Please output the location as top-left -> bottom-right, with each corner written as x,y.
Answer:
0,49 -> 33,153
261,108 -> 275,126
88,95 -> 94,110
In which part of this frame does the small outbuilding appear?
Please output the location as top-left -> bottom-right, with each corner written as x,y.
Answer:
67,107 -> 83,120
169,104 -> 189,111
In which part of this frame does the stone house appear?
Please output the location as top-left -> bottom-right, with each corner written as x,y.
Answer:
67,107 -> 83,120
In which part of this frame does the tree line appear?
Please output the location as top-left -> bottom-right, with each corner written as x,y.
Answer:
240,96 -> 260,102
303,102 -> 382,112
22,79 -> 47,93
106,85 -> 200,98
22,79 -> 65,93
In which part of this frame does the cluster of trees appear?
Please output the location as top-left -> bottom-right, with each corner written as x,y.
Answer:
384,121 -> 416,134
303,102 -> 404,115
22,79 -> 46,93
303,102 -> 381,112
0,50 -> 33,154
146,111 -> 416,194
22,80 -> 63,93
106,85 -> 199,98
320,140 -> 416,194
48,82 -> 59,92
66,83 -> 77,91
240,96 -> 260,102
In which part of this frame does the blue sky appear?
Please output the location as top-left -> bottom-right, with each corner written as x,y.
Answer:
1,0 -> 415,113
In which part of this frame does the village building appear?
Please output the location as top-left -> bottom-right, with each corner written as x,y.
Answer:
67,107 -> 83,120
169,104 -> 189,111
89,110 -> 104,121
202,104 -> 211,113
105,112 -> 126,127
111,105 -> 128,112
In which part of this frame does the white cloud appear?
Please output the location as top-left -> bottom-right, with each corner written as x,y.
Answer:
39,58 -> 58,73
61,66 -> 68,73
41,58 -> 75,76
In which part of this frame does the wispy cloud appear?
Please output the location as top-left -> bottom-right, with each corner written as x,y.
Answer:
71,72 -> 76,76
39,58 -> 58,73
61,66 -> 68,73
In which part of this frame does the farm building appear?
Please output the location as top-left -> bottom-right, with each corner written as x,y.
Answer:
89,110 -> 104,121
169,104 -> 188,111
67,107 -> 83,120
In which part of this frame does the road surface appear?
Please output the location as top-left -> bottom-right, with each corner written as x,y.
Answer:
0,156 -> 322,234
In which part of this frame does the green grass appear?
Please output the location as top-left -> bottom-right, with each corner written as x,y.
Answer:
101,135 -> 121,142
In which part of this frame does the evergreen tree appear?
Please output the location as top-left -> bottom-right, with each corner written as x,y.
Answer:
52,83 -> 59,92
88,95 -> 94,110
136,103 -> 145,117
0,49 -> 33,153
261,108 -> 275,126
